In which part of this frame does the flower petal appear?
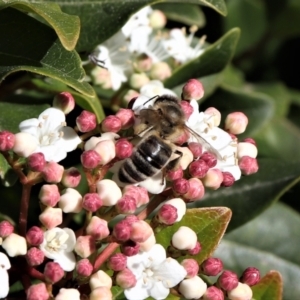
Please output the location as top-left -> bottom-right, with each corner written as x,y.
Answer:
61,127 -> 82,151
149,280 -> 169,300
54,251 -> 76,272
147,244 -> 166,266
124,279 -> 149,300
19,118 -> 39,135
0,269 -> 9,299
63,228 -> 76,251
0,253 -> 11,270
39,108 -> 65,128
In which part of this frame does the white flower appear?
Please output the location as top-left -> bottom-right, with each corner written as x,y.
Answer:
55,288 -> 80,300
40,227 -> 76,271
163,28 -> 205,63
2,233 -> 27,257
125,244 -> 187,300
0,253 -> 10,299
19,107 -> 81,162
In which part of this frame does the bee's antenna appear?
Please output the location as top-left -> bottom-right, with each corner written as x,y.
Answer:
143,95 -> 159,105
89,54 -> 108,70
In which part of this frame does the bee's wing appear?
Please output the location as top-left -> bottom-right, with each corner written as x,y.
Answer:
186,126 -> 223,160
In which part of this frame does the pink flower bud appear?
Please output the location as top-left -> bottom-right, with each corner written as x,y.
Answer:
76,110 -> 97,132
115,139 -> 133,159
181,259 -> 199,278
188,241 -> 201,255
42,161 -> 64,183
76,258 -> 93,277
149,9 -> 167,29
189,159 -> 209,178
180,101 -> 194,120
123,185 -> 150,207
204,107 -> 221,127
116,268 -> 137,289
172,226 -> 197,250
243,138 -> 256,145
0,130 -> 15,151
44,262 -> 64,283
139,232 -> 156,252
115,109 -> 135,129
26,283 -> 49,300
26,226 -> 44,246
218,270 -> 239,291
108,253 -> 127,271
221,172 -> 235,187
201,152 -> 217,168
188,142 -> 203,158
116,195 -> 137,214
53,92 -> 75,114
90,287 -> 112,300
130,220 -> 153,243
75,235 -> 96,258
166,166 -> 183,181
93,140 -> 116,165
184,178 -> 205,202
13,132 -> 37,158
203,169 -> 224,190
101,115 -> 122,133
157,204 -> 178,225
27,153 -> 46,172
182,79 -> 204,100
39,207 -> 62,229
26,247 -> 45,266
241,267 -> 260,286
121,240 -> 140,256
172,178 -> 190,194
227,282 -> 253,300
203,286 -> 224,300
165,198 -> 186,222
225,112 -> 248,135
39,184 -> 60,207
86,216 -> 109,240
82,193 -> 103,212
113,220 -> 131,242
81,150 -> 101,168
201,258 -> 223,276
150,62 -> 171,81
0,221 -> 14,238
59,188 -> 82,213
96,179 -> 122,206
124,215 -> 139,225
61,167 -> 81,188
239,156 -> 259,175
173,130 -> 190,145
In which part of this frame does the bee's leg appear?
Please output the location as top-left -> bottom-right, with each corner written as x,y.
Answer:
165,150 -> 183,171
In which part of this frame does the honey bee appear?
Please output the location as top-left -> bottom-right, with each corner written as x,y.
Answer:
118,94 -> 220,184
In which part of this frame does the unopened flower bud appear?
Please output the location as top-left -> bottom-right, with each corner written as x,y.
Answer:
201,152 -> 217,168
59,188 -> 82,213
90,287 -> 112,300
227,282 -> 253,300
75,235 -> 96,258
172,178 -> 190,194
130,220 -> 153,243
39,207 -> 62,229
116,195 -> 137,214
27,283 -> 49,300
0,130 -> 15,151
53,92 -> 75,114
221,172 -> 235,187
55,288 -> 80,300
27,152 -> 46,172
39,184 -> 60,207
82,193 -> 103,212
178,146 -> 193,170
187,241 -> 201,255
182,79 -> 204,100
225,112 -> 248,135
157,204 -> 177,225
116,268 -> 137,289
96,179 -> 122,206
76,259 -> 93,277
121,240 -> 140,256
113,220 -> 131,242
123,185 -> 150,207
116,109 -> 135,129
42,161 -> 64,183
203,169 -> 223,190
2,233 -> 26,257
0,221 -> 14,238
13,132 -> 37,157
243,138 -> 256,145
81,150 -> 101,168
179,276 -> 207,299
133,54 -> 152,72
189,159 -> 209,178
129,73 -> 150,90
149,9 -> 166,29
139,233 -> 156,252
239,156 -> 259,175
188,142 -> 203,158
180,101 -> 194,120
91,66 -> 112,89
108,253 -> 127,271
181,259 -> 199,278
76,110 -> 97,132
241,267 -> 260,286
124,215 -> 139,225
203,286 -> 224,300
204,107 -> 221,126
26,226 -> 44,246
94,140 -> 116,165
61,167 -> 81,188
90,270 -> 113,290
218,270 -> 239,291
86,216 -> 109,240
101,115 -> 122,133
173,130 -> 190,145
184,178 -> 205,202
44,262 -> 64,283
26,247 -> 45,266
201,258 -> 223,276
115,139 -> 133,159
161,198 -> 186,223
150,62 -> 171,81
172,226 -> 197,250
237,142 -> 258,159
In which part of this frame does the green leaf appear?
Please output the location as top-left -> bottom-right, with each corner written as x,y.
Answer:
156,207 -> 231,264
0,8 -> 94,97
194,158 -> 300,231
222,64 -> 245,88
164,28 -> 240,88
152,3 -> 205,27
0,0 -> 80,50
55,0 -> 227,52
0,153 -> 18,187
